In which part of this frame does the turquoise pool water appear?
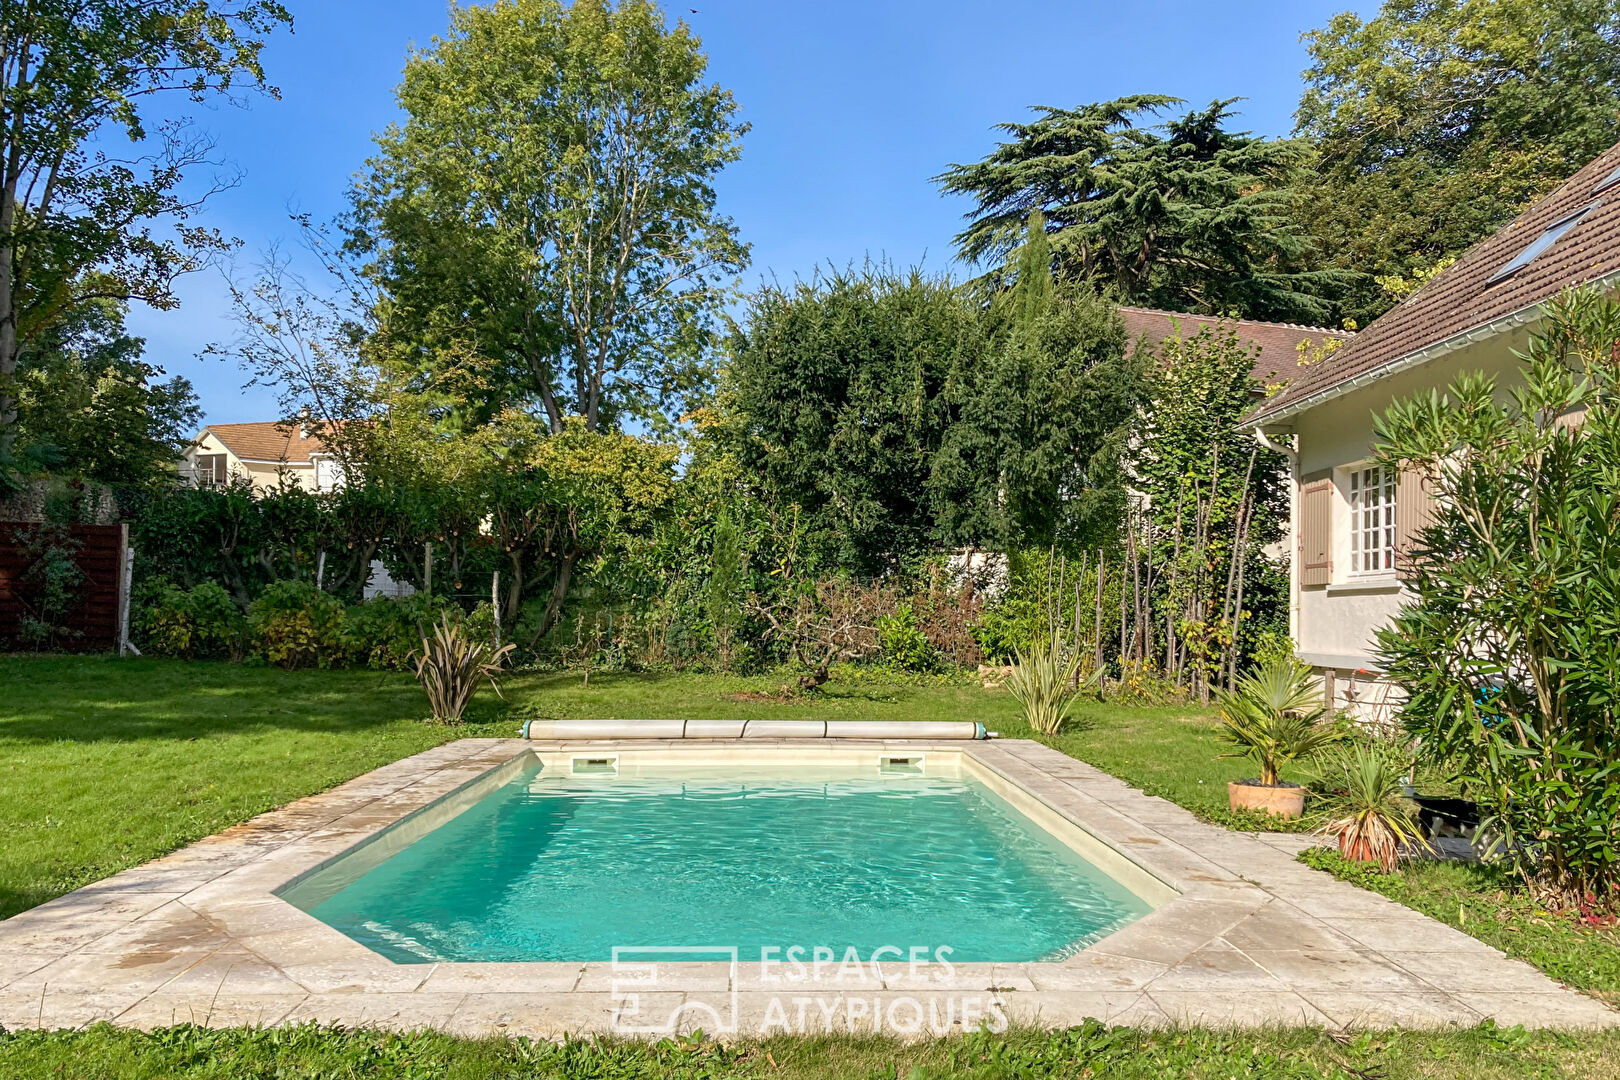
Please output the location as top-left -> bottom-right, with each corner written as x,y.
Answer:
285,767 -> 1151,964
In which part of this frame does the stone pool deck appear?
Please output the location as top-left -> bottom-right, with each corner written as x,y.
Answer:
0,737 -> 1613,1037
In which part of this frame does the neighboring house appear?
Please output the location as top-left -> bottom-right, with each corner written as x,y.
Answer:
1118,306 -> 1355,393
182,422 -> 347,493
1121,306 -> 1355,562
180,421 -> 410,599
1247,138 -> 1620,722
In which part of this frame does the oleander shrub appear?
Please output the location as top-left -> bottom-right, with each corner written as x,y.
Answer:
1374,287 -> 1620,910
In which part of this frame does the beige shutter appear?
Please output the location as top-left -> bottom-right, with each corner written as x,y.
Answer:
1299,472 -> 1332,587
1395,466 -> 1437,577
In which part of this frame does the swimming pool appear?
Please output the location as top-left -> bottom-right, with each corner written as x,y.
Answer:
280,758 -> 1153,965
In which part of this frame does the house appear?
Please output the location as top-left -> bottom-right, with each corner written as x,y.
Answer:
1118,306 -> 1355,392
182,421 -> 347,493
1120,306 -> 1354,565
181,420 -> 409,599
1247,138 -> 1620,721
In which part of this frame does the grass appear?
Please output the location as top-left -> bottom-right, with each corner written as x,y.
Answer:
4,655 -> 1617,1062
4,1021 -> 1620,1080
0,656 -> 476,919
1,655 -> 1297,918
1300,848 -> 1620,1004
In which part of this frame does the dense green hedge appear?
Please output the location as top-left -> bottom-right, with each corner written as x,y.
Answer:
134,580 -> 495,671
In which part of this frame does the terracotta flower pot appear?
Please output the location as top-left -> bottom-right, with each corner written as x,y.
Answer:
1228,780 -> 1306,819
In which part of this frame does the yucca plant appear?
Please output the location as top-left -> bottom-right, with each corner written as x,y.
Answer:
411,613 -> 517,724
1216,656 -> 1341,786
1007,635 -> 1101,736
1318,742 -> 1432,872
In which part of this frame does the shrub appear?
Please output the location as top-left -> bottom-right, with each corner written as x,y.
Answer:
877,603 -> 937,673
412,613 -> 516,723
1247,630 -> 1297,675
1006,635 -> 1100,736
133,580 -> 189,657
136,581 -> 244,660
249,580 -> 347,669
1375,286 -> 1620,908
1216,656 -> 1341,787
187,583 -> 245,659
343,595 -> 445,671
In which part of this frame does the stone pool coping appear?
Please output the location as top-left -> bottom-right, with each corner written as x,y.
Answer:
1,736 -> 1613,1037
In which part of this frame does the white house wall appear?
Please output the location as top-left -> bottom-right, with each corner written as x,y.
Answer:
1286,326 -> 1530,719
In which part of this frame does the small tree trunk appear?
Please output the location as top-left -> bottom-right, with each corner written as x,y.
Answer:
529,551 -> 580,647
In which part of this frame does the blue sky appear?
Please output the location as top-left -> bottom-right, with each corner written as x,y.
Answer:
128,0 -> 1372,424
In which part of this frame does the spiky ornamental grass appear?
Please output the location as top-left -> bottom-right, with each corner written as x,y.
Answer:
411,613 -> 516,723
1006,636 -> 1101,736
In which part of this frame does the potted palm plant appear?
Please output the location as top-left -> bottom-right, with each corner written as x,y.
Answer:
1318,742 -> 1432,870
1216,656 -> 1342,818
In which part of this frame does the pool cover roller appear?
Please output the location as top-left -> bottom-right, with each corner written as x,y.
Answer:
520,718 -> 992,740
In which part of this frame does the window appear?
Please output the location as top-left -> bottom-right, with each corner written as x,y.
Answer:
314,456 -> 345,493
1596,164 -> 1620,195
1488,203 -> 1599,283
194,453 -> 228,488
1349,465 -> 1396,574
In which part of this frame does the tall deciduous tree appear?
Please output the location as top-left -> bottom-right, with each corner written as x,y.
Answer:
0,0 -> 290,464
936,97 -> 1341,323
1297,0 -> 1620,324
349,0 -> 748,435
14,297 -> 199,488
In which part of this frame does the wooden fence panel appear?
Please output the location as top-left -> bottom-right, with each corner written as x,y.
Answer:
0,522 -> 127,652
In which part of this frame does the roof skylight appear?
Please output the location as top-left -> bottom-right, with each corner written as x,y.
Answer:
1487,203 -> 1599,284
1596,164 -> 1620,194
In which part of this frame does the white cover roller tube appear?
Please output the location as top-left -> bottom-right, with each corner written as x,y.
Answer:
520,718 -> 990,740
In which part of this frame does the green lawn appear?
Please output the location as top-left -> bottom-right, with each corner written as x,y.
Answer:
4,1021 -> 1620,1080
1,655 -> 1265,919
3,655 -> 1617,1062
1301,849 -> 1620,1005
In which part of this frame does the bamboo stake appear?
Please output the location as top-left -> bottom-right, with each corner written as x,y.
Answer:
1093,550 -> 1107,675
1073,552 -> 1087,661
1227,489 -> 1255,692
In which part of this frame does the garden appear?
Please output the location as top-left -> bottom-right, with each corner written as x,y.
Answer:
4,0 -> 1620,1073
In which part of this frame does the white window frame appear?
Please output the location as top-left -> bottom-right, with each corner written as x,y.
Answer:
1347,463 -> 1397,576
313,455 -> 345,493
193,453 -> 228,488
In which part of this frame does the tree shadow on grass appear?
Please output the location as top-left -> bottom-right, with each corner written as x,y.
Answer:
1,655 -> 432,745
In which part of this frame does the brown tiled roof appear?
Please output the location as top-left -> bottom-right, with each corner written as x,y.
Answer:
1119,306 -> 1354,387
1251,139 -> 1620,426
200,422 -> 330,464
